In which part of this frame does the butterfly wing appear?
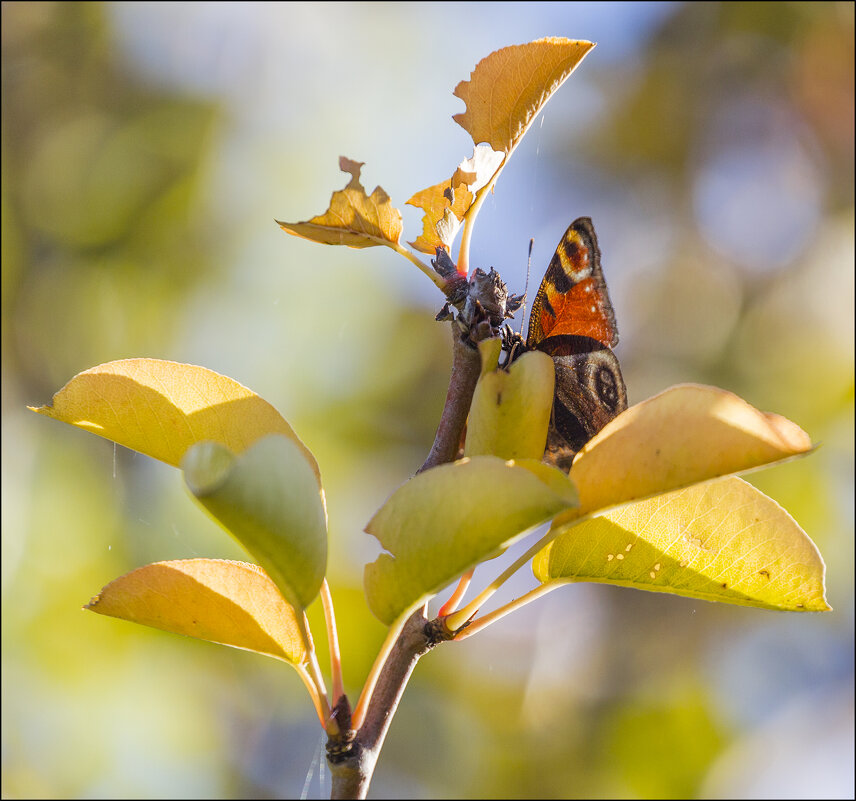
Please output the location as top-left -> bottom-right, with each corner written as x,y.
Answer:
526,217 -> 618,349
526,217 -> 627,471
545,348 -> 627,471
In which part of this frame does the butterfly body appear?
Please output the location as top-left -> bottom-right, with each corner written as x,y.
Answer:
513,217 -> 627,471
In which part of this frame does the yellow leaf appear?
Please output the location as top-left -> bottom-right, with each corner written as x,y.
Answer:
364,456 -> 577,625
277,156 -> 403,249
28,358 -> 320,481
533,477 -> 829,612
453,38 -> 595,154
465,347 -> 554,462
86,559 -> 310,664
561,383 -> 812,523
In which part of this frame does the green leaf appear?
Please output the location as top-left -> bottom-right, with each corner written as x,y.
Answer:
182,434 -> 327,611
86,559 -> 310,664
534,477 -> 829,612
465,346 -> 554,462
364,456 -> 578,625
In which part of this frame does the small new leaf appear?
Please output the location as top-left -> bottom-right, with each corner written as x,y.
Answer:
406,179 -> 473,256
465,345 -> 554,462
86,559 -> 310,664
277,156 -> 403,249
534,477 -> 829,612
452,146 -> 505,192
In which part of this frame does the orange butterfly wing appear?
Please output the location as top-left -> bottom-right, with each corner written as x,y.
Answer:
526,217 -> 618,351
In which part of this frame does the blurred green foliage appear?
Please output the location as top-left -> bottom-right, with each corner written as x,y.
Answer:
2,2 -> 219,395
3,2 -> 852,799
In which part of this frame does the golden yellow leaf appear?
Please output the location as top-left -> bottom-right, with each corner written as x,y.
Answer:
559,383 -> 812,524
453,38 -> 595,154
534,477 -> 829,612
86,559 -> 309,664
465,347 -> 554,462
277,156 -> 403,249
28,358 -> 320,480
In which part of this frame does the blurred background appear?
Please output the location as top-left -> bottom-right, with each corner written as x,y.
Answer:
2,2 -> 852,798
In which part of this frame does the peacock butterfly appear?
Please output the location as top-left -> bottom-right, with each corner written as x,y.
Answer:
508,216 -> 627,472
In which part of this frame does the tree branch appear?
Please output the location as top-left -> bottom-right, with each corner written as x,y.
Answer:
418,326 -> 482,472
326,264 -> 513,798
327,609 -> 436,799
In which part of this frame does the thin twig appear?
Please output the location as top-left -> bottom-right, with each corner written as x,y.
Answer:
293,610 -> 333,727
320,579 -> 345,705
295,663 -> 329,729
391,242 -> 448,291
328,259 -> 502,798
438,568 -> 475,617
456,153 -> 508,275
350,611 -> 409,731
444,521 -> 570,632
453,583 -> 561,641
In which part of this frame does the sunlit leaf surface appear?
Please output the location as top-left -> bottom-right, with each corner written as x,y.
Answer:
534,477 -> 829,611
555,383 -> 813,526
182,435 -> 327,611
406,146 -> 503,255
28,358 -> 320,480
453,38 -> 595,154
87,559 -> 309,663
364,456 -> 577,625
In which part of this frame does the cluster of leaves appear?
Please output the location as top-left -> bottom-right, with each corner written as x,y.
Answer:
30,37 -> 828,790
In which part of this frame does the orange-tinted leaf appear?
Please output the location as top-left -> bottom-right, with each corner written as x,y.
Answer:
277,156 -> 403,249
86,559 -> 309,664
453,38 -> 595,154
28,359 -> 320,480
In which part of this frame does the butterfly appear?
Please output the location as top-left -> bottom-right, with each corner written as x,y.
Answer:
506,216 -> 627,472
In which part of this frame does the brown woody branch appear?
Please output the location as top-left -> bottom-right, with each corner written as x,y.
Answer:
327,263 -> 514,799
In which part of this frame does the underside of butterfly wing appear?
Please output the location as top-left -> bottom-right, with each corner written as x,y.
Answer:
543,343 -> 627,471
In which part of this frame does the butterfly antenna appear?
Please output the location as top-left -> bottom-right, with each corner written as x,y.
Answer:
518,238 -> 534,335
